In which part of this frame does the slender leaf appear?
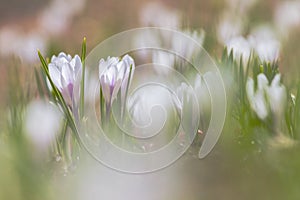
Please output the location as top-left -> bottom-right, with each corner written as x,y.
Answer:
80,37 -> 87,119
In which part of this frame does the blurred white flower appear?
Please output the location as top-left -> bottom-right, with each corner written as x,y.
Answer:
0,27 -> 46,63
152,29 -> 205,74
38,0 -> 85,36
0,0 -> 86,64
250,25 -> 278,40
246,74 -> 269,120
226,36 -> 251,65
248,27 -> 280,62
253,38 -> 280,62
99,55 -> 135,112
171,29 -> 205,61
25,100 -> 62,150
133,30 -> 161,60
129,94 -> 151,126
127,86 -> 171,139
267,74 -> 287,117
152,51 -> 176,75
274,1 -> 300,37
246,73 -> 286,120
175,82 -> 199,134
140,2 -> 181,29
48,52 -> 82,106
217,12 -> 243,44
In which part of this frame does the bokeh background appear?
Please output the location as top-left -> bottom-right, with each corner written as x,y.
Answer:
1,0 -> 300,199
1,0 -> 300,109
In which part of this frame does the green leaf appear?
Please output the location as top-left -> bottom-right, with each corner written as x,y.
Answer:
295,83 -> 300,135
80,37 -> 87,119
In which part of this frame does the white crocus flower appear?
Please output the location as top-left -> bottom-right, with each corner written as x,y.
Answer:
48,52 -> 82,106
226,36 -> 251,66
246,74 -> 269,120
246,73 -> 286,120
175,82 -> 199,137
247,26 -> 280,62
120,55 -> 135,110
152,29 -> 205,74
249,36 -> 280,63
152,51 -> 176,75
267,74 -> 287,118
99,56 -> 123,107
254,38 -> 280,63
99,55 -> 135,114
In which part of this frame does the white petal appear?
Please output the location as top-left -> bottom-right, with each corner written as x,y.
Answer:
271,74 -> 281,87
57,52 -> 72,62
226,36 -> 251,65
100,75 -> 112,104
257,73 -> 269,90
50,54 -> 58,63
246,77 -> 255,100
111,78 -> 122,102
48,64 -> 62,90
253,91 -> 268,120
116,61 -> 126,78
268,74 -> 286,115
70,54 -> 82,73
122,54 -> 135,69
152,51 -> 175,75
61,63 -> 73,85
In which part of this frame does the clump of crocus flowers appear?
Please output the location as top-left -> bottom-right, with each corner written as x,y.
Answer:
37,38 -> 135,170
246,73 -> 286,121
43,44 -> 135,123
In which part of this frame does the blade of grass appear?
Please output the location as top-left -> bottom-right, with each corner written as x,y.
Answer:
34,68 -> 45,98
100,86 -> 104,126
295,83 -> 300,135
80,37 -> 86,119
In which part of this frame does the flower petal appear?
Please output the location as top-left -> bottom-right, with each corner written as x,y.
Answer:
48,63 -> 62,90
257,73 -> 269,90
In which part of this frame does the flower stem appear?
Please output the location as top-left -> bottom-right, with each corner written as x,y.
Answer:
80,37 -> 87,119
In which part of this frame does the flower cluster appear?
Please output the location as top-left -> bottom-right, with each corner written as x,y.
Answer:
99,55 -> 135,117
246,73 -> 286,120
226,32 -> 280,65
37,39 -> 135,167
47,52 -> 135,118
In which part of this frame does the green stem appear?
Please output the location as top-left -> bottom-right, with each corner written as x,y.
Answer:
80,37 -> 87,119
